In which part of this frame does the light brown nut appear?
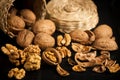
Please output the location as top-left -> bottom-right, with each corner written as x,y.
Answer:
34,32 -> 55,50
70,29 -> 89,44
71,43 -> 94,53
56,64 -> 70,76
93,24 -> 113,39
32,19 -> 56,35
56,46 -> 71,58
42,48 -> 62,65
20,9 -> 36,26
16,29 -> 35,48
7,15 -> 25,34
8,68 -> 25,80
92,65 -> 106,73
72,65 -> 86,72
93,38 -> 118,51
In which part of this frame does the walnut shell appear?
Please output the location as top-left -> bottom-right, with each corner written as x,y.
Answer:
7,15 -> 25,34
32,19 -> 56,35
42,48 -> 62,65
46,0 -> 99,33
70,29 -> 89,44
93,38 -> 118,51
93,24 -> 113,39
20,9 -> 36,26
34,32 -> 55,50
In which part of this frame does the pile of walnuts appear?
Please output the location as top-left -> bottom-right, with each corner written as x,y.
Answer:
1,7 -> 120,79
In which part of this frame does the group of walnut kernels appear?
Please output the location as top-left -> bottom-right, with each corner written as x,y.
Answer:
1,7 -> 120,79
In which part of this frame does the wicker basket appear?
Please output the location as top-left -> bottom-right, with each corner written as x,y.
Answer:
0,0 -> 46,38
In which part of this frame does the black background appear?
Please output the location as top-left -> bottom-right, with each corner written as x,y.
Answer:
0,0 -> 120,80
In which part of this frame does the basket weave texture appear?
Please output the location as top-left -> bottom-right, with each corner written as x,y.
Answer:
0,0 -> 46,38
46,0 -> 99,33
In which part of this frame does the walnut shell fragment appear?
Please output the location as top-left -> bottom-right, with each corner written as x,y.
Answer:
42,48 -> 62,65
56,64 -> 70,76
71,43 -> 94,53
72,65 -> 86,72
93,38 -> 118,51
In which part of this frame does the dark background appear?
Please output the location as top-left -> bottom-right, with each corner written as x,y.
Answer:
0,0 -> 120,80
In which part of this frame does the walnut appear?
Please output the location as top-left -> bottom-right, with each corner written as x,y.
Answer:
7,15 -> 25,34
34,32 -> 55,50
16,29 -> 35,48
70,29 -> 89,44
1,44 -> 18,55
57,33 -> 71,46
56,46 -> 71,58
42,48 -> 62,65
93,38 -> 118,51
23,45 -> 41,55
1,44 -> 27,66
72,65 -> 86,72
32,19 -> 56,35
24,53 -> 41,71
56,64 -> 70,76
93,24 -> 113,39
20,9 -> 36,26
8,68 -> 25,80
71,43 -> 95,53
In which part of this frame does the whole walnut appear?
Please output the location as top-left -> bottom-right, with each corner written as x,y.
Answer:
16,29 -> 35,48
20,9 -> 36,26
70,29 -> 89,44
34,32 -> 55,50
93,38 -> 118,51
93,24 -> 113,39
32,19 -> 56,35
7,15 -> 25,34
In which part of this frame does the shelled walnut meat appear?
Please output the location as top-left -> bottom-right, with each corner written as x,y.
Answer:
34,32 -> 55,50
42,48 -> 62,65
32,19 -> 56,35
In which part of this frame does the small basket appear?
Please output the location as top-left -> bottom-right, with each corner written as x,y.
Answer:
0,0 -> 46,38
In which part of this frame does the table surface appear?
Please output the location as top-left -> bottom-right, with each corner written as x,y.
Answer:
0,0 -> 120,80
